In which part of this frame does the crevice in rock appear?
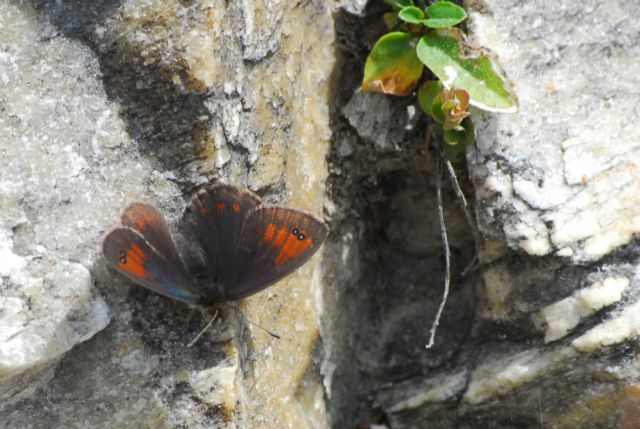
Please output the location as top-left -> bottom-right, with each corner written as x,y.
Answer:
323,6 -> 478,428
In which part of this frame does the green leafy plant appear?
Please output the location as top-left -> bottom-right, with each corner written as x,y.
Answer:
362,1 -> 517,349
363,0 -> 517,161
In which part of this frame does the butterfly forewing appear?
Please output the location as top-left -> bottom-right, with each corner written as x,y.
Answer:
182,184 -> 262,287
228,206 -> 329,300
102,227 -> 205,305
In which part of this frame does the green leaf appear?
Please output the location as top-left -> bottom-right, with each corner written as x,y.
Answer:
398,6 -> 425,24
418,80 -> 443,118
431,96 -> 445,123
363,32 -> 424,96
443,117 -> 475,160
383,12 -> 399,29
385,0 -> 414,12
423,1 -> 467,28
416,28 -> 518,112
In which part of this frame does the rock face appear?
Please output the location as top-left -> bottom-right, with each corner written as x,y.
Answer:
1,1 -> 333,428
3,0 -> 640,428
0,2 -> 113,405
467,1 -> 640,263
356,1 -> 640,428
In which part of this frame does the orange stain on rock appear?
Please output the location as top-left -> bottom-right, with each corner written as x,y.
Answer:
118,244 -> 154,280
263,223 -> 276,243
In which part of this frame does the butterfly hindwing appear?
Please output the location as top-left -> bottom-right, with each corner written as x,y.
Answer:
182,184 -> 262,287
102,227 -> 205,305
121,203 -> 186,269
228,206 -> 329,300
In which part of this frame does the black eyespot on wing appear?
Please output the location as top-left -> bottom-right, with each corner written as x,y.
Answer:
102,227 -> 205,305
225,206 -> 329,300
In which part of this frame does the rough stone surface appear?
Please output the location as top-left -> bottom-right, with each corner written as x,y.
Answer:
1,0 -> 333,427
342,90 -> 420,153
0,257 -> 108,404
5,0 -> 638,427
368,0 -> 640,428
466,0 -> 640,263
1,1 -> 114,405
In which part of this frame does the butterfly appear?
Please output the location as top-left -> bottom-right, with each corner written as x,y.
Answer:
102,183 -> 328,316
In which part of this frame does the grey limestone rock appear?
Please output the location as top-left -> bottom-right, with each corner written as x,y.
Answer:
4,0 -> 639,427
1,0 -> 334,427
372,1 -> 640,428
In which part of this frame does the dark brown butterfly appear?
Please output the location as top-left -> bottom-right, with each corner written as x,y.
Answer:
102,183 -> 328,309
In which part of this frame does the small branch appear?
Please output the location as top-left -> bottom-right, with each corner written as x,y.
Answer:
461,254 -> 479,278
426,155 -> 451,349
538,388 -> 544,429
443,152 -> 481,246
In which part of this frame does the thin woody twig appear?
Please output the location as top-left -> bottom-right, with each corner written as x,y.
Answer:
426,155 -> 451,349
443,151 -> 481,246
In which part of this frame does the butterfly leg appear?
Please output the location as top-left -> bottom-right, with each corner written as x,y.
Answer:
186,308 -> 219,348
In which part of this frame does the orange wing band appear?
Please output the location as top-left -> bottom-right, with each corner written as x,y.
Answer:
263,223 -> 277,243
118,244 -> 155,280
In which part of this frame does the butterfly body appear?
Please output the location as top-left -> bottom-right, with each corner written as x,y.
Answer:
102,184 -> 329,305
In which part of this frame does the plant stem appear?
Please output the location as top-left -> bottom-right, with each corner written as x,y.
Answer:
426,154 -> 451,348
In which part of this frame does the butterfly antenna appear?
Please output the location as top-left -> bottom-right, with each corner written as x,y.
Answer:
245,318 -> 281,339
186,309 -> 219,348
226,306 -> 280,339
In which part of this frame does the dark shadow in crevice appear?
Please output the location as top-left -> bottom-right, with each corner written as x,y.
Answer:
324,7 -> 477,428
